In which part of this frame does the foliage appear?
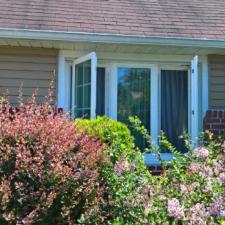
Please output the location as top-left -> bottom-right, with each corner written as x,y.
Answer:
1,81 -> 225,225
144,133 -> 225,225
0,88 -> 106,224
78,157 -> 152,225
75,116 -> 135,163
76,116 -> 152,224
117,117 -> 225,224
76,116 -> 225,225
128,116 -> 152,153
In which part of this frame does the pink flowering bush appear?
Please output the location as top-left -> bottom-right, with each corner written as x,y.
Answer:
0,90 -> 106,224
144,134 -> 225,225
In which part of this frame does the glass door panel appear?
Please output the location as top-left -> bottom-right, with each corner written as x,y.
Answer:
117,67 -> 151,148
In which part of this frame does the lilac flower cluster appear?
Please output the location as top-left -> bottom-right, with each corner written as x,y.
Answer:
194,146 -> 209,159
167,198 -> 184,220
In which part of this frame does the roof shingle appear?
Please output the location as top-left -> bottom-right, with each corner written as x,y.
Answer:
0,0 -> 225,40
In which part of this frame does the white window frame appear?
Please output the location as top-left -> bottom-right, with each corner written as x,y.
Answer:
201,56 -> 208,120
71,52 -> 97,118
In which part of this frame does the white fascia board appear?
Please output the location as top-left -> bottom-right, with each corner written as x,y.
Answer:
1,28 -> 225,48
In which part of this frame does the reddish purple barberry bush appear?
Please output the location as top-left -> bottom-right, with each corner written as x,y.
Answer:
0,92 -> 106,224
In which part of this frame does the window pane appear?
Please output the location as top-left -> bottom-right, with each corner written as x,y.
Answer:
117,67 -> 151,148
83,109 -> 91,118
83,61 -> 91,84
83,84 -> 91,108
76,65 -> 83,85
75,109 -> 84,118
76,86 -> 83,108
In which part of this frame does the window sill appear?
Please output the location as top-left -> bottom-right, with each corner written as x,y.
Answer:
143,153 -> 174,166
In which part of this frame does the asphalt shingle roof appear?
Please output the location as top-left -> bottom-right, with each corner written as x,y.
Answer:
0,0 -> 225,40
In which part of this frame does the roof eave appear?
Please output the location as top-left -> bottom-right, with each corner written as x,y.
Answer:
1,28 -> 225,48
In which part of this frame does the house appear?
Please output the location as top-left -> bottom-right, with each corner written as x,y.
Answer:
0,0 -> 225,164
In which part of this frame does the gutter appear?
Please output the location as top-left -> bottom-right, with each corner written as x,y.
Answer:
1,28 -> 225,48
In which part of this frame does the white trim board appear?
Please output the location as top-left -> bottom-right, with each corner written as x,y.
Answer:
201,56 -> 209,119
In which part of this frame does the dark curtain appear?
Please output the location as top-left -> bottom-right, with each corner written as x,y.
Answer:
96,68 -> 105,116
161,70 -> 188,152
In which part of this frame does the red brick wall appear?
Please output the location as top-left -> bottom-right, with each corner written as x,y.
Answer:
204,110 -> 225,136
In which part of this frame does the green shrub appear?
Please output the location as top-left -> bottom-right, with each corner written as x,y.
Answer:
75,116 -> 135,163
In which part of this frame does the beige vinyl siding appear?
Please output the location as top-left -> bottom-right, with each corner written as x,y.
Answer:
209,55 -> 225,109
0,47 -> 58,105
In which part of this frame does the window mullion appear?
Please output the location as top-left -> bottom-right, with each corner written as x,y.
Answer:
150,65 -> 160,145
90,54 -> 97,118
82,63 -> 85,116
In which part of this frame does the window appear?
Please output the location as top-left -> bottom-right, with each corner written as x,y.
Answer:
71,52 -> 97,119
74,60 -> 91,118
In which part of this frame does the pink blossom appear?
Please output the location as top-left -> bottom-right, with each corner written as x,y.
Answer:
190,182 -> 200,191
218,173 -> 225,184
210,194 -> 225,219
214,160 -> 224,175
189,162 -> 201,173
180,184 -> 189,194
200,165 -> 214,178
188,203 -> 209,225
194,146 -> 209,159
167,198 -> 184,220
203,179 -> 212,193
158,195 -> 166,201
114,158 -> 129,176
